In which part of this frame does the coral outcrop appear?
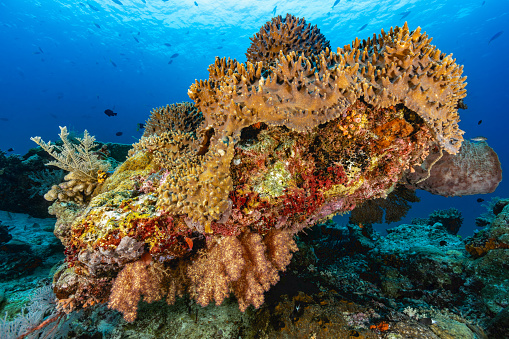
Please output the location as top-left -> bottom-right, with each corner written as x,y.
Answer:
142,102 -> 203,138
190,21 -> 467,155
246,13 -> 330,64
31,126 -> 111,204
42,15 -> 501,323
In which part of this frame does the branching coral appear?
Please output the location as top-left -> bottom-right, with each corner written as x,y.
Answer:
31,126 -> 110,204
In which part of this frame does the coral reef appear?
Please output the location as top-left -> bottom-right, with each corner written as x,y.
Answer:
190,21 -> 467,155
38,15 -> 502,326
142,102 -> 204,138
246,14 -> 330,64
31,126 -> 112,204
428,207 -> 464,235
0,211 -> 63,282
27,169 -> 66,199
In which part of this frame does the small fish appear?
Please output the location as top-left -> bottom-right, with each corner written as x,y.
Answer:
217,46 -> 223,49
470,136 -> 487,142
400,11 -> 411,19
110,59 -> 117,67
482,0 -> 485,5
137,31 -> 140,35
478,120 -> 482,125
38,46 -> 44,53
88,2 -> 100,11
141,0 -> 146,3
332,0 -> 340,9
164,43 -> 172,47
439,240 -> 447,246
477,198 -> 484,203
104,109 -> 118,117
7,148 -> 13,152
194,1 -> 198,6
488,31 -> 503,44
133,36 -> 139,43
94,22 -> 101,29
170,53 -> 179,58
136,123 -> 145,131
184,237 -> 193,250
112,0 -> 123,5
358,24 -> 368,31
418,317 -> 434,326
0,117 -> 9,121
168,60 -> 173,64
115,131 -> 123,136
272,5 -> 277,16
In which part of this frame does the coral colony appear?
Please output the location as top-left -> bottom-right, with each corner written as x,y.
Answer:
30,15 -> 501,322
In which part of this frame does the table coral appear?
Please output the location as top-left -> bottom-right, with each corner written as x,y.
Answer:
43,15 -> 499,322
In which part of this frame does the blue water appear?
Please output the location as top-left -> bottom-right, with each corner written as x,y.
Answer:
1,0 -> 507,236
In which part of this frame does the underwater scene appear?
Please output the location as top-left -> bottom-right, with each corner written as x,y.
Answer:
0,0 -> 508,338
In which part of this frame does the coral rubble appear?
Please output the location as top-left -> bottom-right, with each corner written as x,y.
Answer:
30,15 -> 502,323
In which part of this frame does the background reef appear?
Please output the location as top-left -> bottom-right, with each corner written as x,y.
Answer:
3,200 -> 509,338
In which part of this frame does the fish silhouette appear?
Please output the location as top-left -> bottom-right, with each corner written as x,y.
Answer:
332,0 -> 340,9
110,59 -> 117,67
94,22 -> 101,29
488,31 -> 503,44
88,2 -> 100,11
133,36 -> 139,43
478,120 -> 482,125
358,24 -> 368,31
164,43 -> 172,47
170,53 -> 179,58
115,132 -> 123,136
400,11 -> 411,19
272,6 -> 277,16
104,109 -> 118,117
194,1 -> 198,6
112,0 -> 123,5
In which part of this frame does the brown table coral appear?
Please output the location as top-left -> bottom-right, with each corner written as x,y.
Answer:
40,15 -> 500,322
